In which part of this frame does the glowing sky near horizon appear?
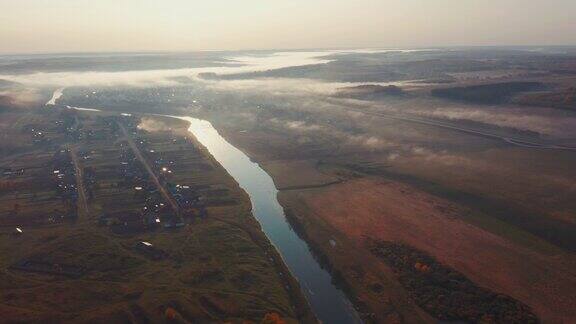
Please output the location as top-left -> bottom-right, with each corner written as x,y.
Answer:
1,0 -> 575,53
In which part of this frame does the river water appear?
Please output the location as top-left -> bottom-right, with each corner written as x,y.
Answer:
174,117 -> 361,324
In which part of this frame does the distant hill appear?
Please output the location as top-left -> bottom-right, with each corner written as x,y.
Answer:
431,81 -> 545,104
334,84 -> 404,100
0,95 -> 15,111
0,79 -> 20,90
514,87 -> 576,111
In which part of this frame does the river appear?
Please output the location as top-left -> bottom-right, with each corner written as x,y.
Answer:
45,85 -> 361,322
46,88 -> 64,105
174,117 -> 361,324
42,107 -> 361,323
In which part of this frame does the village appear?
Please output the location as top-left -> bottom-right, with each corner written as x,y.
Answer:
0,111 -> 83,231
84,114 -> 218,235
0,110 -> 223,238
0,108 -> 304,323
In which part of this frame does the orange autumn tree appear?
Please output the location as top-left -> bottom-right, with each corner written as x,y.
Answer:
262,312 -> 285,324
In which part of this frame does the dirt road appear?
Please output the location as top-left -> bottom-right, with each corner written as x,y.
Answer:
117,122 -> 180,217
68,146 -> 89,219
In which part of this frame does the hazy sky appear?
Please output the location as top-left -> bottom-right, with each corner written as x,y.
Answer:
1,0 -> 575,53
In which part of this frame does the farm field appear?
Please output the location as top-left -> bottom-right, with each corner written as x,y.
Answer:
209,110 -> 576,323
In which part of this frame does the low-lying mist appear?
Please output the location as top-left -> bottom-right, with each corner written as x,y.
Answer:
2,49 -> 575,144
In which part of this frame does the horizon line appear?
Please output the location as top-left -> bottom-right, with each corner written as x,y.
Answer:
2,44 -> 576,57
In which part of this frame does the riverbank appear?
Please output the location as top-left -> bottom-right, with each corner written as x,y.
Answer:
280,197 -> 434,323
175,116 -> 362,324
159,115 -> 318,323
209,125 -> 433,323
207,120 -> 576,323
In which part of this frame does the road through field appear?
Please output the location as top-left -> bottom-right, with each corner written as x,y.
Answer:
69,146 -> 89,220
324,98 -> 576,151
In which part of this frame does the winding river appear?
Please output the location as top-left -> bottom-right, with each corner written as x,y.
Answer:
46,85 -> 360,322
174,117 -> 361,324
45,100 -> 361,322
